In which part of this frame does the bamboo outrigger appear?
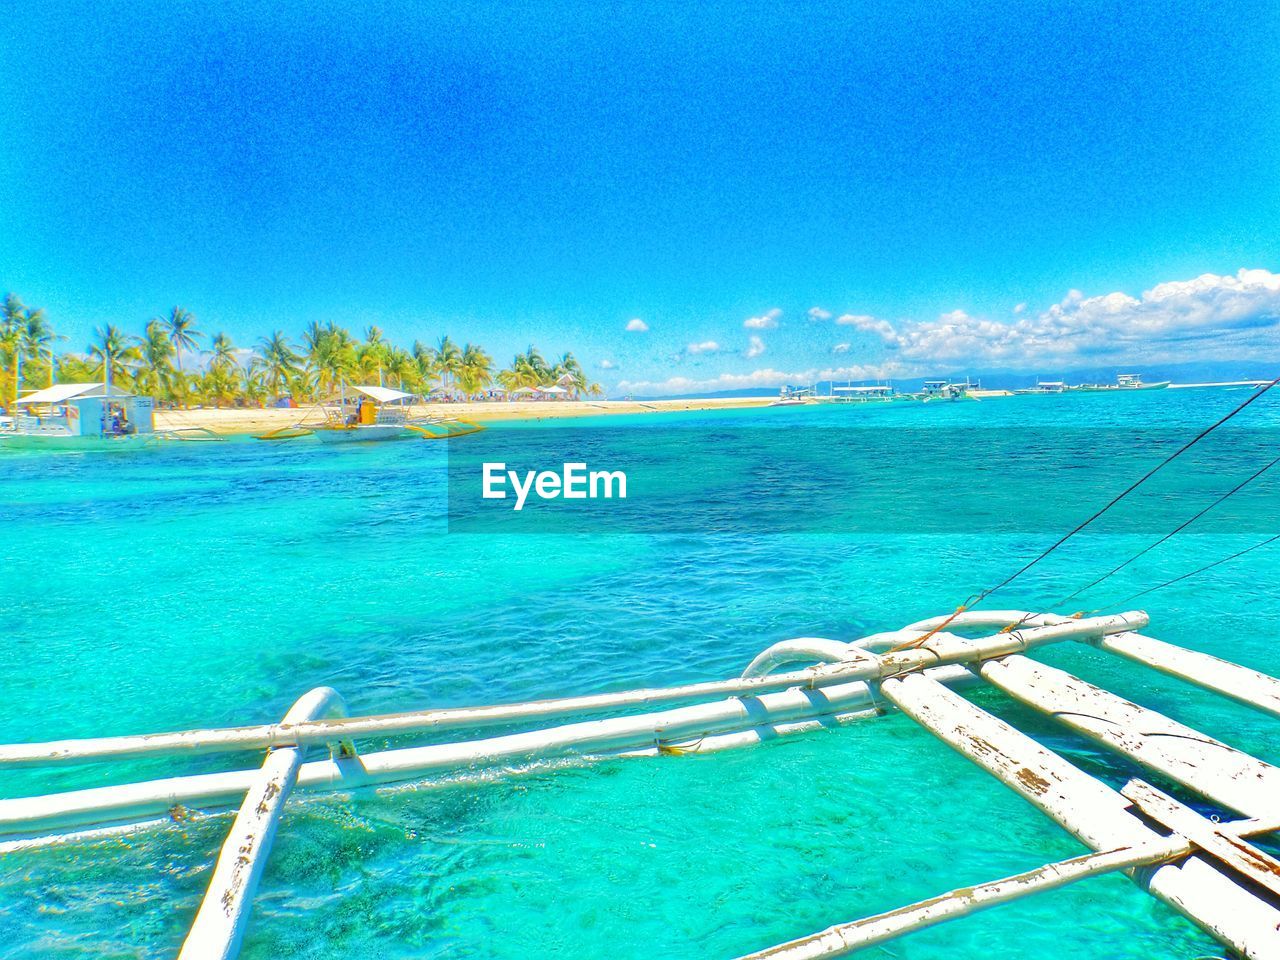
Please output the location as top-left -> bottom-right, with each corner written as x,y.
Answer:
4,609 -> 1280,957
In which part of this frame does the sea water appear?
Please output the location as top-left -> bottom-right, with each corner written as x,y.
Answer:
1,388 -> 1278,958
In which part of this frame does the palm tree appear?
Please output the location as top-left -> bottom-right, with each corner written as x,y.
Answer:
303,323 -> 355,395
551,351 -> 587,397
134,321 -> 175,399
253,330 -> 300,399
2,294 -> 26,403
207,331 -> 238,373
458,343 -> 493,396
197,364 -> 240,408
162,307 -> 201,375
383,346 -> 418,390
21,309 -> 63,389
435,335 -> 462,393
412,340 -> 438,389
356,327 -> 388,384
88,325 -> 138,390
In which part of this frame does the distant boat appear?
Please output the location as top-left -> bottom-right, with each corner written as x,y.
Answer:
829,384 -> 904,403
1076,374 -> 1171,392
771,385 -> 816,406
1013,380 -> 1068,395
921,378 -> 978,401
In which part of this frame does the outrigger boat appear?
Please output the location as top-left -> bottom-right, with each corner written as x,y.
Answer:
1076,373 -> 1172,391
771,385 -> 816,406
920,377 -> 979,401
312,383 -> 417,443
5,608 -> 1280,959
257,382 -> 485,443
1013,379 -> 1068,395
0,382 -> 155,448
828,384 -> 908,403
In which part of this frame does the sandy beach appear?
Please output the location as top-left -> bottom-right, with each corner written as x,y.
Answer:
155,396 -> 777,434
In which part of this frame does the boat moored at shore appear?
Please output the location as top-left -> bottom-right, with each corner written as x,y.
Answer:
0,382 -> 154,447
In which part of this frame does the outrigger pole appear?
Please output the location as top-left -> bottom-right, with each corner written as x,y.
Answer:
7,610 -> 1280,958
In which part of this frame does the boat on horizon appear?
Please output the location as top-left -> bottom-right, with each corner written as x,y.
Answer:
1075,373 -> 1171,392
1013,379 -> 1068,395
771,385 -> 816,406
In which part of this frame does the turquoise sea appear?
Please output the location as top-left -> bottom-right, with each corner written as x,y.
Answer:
1,388 -> 1278,959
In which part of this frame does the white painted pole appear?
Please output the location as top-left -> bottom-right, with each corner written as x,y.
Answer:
0,663 -> 990,845
980,655 -> 1280,816
904,608 -> 1280,721
178,688 -> 347,960
738,786 -> 1280,960
739,842 -> 1176,959
878,672 -> 1280,959
0,614 -> 1146,770
1094,631 -> 1280,721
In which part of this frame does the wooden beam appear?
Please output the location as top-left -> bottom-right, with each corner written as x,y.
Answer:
981,655 -> 1280,817
1095,631 -> 1280,722
877,672 -> 1280,959
178,687 -> 348,960
1123,780 -> 1280,900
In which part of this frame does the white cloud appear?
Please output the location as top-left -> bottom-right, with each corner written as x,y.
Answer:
832,343 -> 851,354
808,307 -> 832,321
745,335 -> 765,358
598,359 -> 617,370
1013,302 -> 1027,314
743,308 -> 782,330
836,269 -> 1280,368
837,313 -> 897,340
686,340 -> 720,354
625,318 -> 649,332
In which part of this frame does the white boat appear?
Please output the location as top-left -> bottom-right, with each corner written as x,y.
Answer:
771,385 -> 815,406
920,378 -> 978,401
0,382 -> 155,448
1076,373 -> 1171,392
311,384 -> 418,443
829,384 -> 904,403
1014,380 -> 1067,395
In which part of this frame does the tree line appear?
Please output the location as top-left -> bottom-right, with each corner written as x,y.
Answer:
1,295 -> 603,407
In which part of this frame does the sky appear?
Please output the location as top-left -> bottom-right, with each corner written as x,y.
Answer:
2,0 -> 1278,394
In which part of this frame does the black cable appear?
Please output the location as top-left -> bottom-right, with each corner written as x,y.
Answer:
981,376 -> 1279,604
1091,532 -> 1280,612
1055,449 -> 1280,607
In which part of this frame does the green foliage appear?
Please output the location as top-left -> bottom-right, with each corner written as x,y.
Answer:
1,291 -> 599,409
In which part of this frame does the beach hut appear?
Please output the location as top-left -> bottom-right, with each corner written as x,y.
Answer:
536,385 -> 569,398
8,383 -> 155,441
510,386 -> 539,400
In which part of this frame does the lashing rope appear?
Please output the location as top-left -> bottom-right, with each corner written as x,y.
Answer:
892,376 -> 1279,651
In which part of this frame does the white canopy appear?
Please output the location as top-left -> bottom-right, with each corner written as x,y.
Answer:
536,385 -> 569,395
348,384 -> 415,403
14,383 -> 131,405
510,386 -> 539,394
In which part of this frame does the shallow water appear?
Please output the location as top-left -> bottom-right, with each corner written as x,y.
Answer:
1,388 -> 1278,958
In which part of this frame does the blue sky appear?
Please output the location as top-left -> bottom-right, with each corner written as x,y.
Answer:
2,0 -> 1278,392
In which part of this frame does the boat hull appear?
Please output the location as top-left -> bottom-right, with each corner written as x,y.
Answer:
0,432 -> 150,450
1076,381 -> 1171,392
311,425 -> 408,443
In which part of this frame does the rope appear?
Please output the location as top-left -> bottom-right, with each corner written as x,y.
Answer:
892,376 -> 1278,650
1090,533 -> 1280,612
1054,448 -> 1280,608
